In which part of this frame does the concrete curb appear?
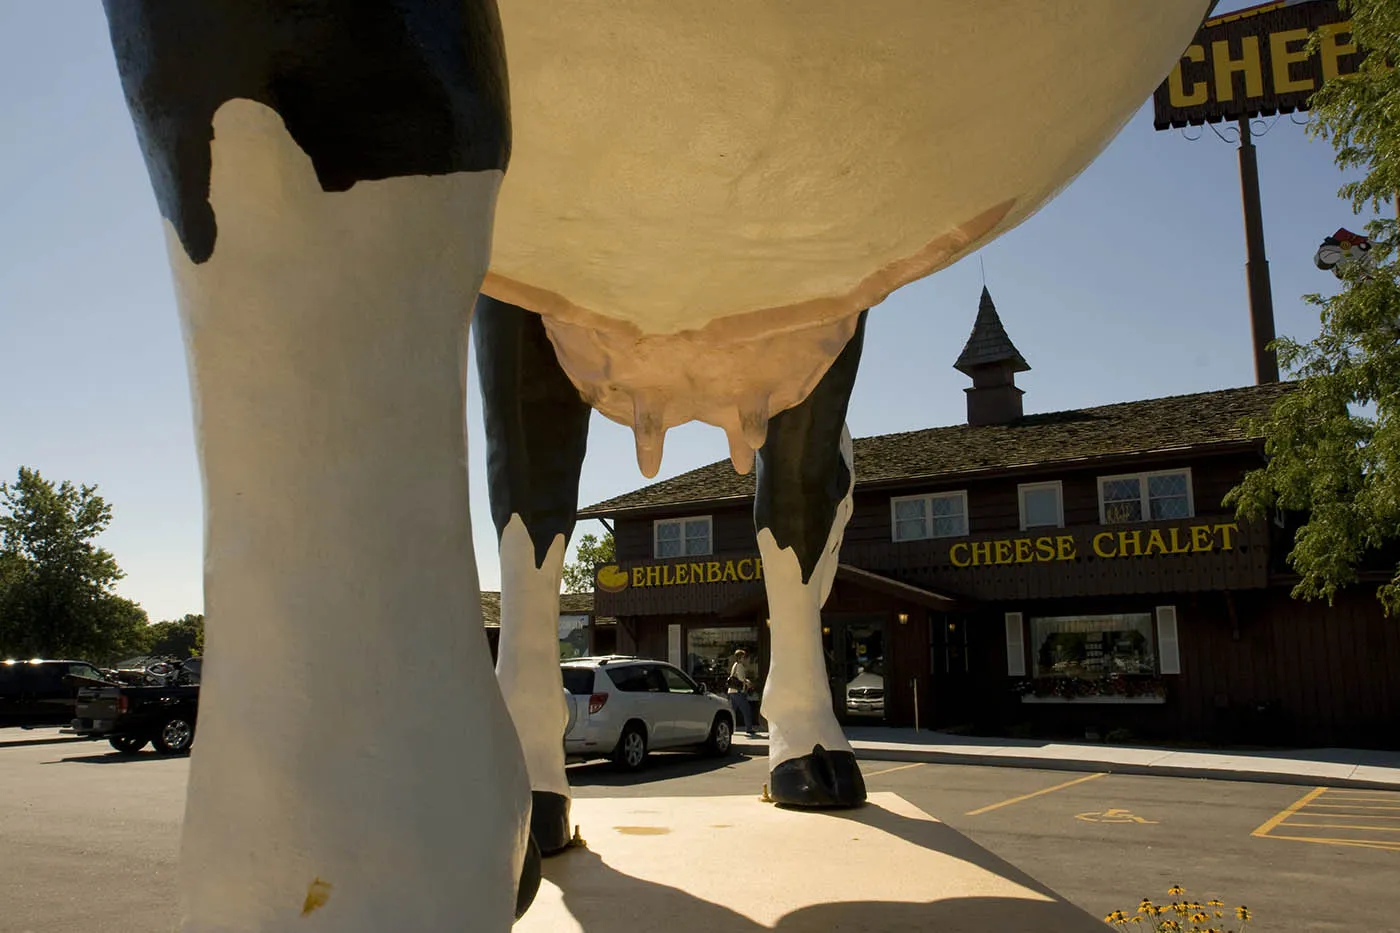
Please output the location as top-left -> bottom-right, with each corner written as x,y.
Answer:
731,739 -> 1400,793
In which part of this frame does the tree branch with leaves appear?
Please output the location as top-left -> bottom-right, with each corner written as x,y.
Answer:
1228,0 -> 1400,612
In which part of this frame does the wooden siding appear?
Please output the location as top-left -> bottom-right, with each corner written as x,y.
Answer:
614,504 -> 752,562
953,588 -> 1399,747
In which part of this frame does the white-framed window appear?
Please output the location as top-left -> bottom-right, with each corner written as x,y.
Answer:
653,515 -> 712,558
1097,469 -> 1193,524
1029,613 -> 1157,678
1018,481 -> 1064,530
891,491 -> 968,541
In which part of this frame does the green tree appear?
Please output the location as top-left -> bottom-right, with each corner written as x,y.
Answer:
561,531 -> 615,594
0,467 -> 150,662
1228,0 -> 1400,612
145,613 -> 205,658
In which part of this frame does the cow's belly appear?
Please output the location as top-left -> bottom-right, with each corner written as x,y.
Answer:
486,0 -> 1209,336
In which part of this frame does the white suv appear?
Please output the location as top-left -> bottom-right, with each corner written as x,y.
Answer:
560,656 -> 735,771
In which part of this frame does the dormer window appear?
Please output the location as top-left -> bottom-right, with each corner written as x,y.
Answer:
891,492 -> 968,541
654,515 -> 712,558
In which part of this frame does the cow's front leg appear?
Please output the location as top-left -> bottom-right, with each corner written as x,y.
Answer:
755,312 -> 868,809
103,3 -> 537,929
475,295 -> 592,855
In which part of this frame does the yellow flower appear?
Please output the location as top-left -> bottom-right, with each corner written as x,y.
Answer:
1168,885 -> 1185,896
1207,900 -> 1224,908
1235,906 -> 1251,921
1193,913 -> 1210,923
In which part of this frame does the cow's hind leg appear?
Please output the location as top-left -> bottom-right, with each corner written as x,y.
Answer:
475,295 -> 592,855
755,312 -> 868,808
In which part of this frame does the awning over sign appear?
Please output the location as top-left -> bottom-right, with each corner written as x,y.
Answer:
834,564 -> 967,610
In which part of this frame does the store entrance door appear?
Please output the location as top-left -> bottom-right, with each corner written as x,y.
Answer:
822,615 -> 887,724
929,613 -> 973,729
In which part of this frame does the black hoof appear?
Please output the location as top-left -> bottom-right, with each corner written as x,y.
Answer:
514,833 -> 542,920
769,745 -> 867,809
531,790 -> 572,856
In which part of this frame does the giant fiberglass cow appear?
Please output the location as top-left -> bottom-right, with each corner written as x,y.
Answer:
100,1 -> 1211,929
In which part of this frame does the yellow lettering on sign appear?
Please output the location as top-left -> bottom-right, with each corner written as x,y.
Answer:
1168,527 -> 1191,554
1056,535 -> 1077,561
1167,45 -> 1209,107
674,565 -> 689,585
1214,522 -> 1239,551
1118,530 -> 1143,558
1035,537 -> 1056,562
754,558 -> 763,581
1191,525 -> 1214,553
1014,538 -> 1034,564
737,558 -> 754,581
1319,21 -> 1356,81
707,561 -> 722,583
722,560 -> 739,583
690,562 -> 704,583
646,566 -> 661,587
1269,27 -> 1314,94
994,539 -> 1014,565
949,543 -> 971,568
1212,35 -> 1264,102
1093,531 -> 1117,558
971,541 -> 992,567
1145,529 -> 1169,557
632,567 -> 646,588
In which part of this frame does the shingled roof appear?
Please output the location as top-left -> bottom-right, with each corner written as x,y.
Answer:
578,381 -> 1295,517
478,591 -> 600,627
954,287 -> 1030,375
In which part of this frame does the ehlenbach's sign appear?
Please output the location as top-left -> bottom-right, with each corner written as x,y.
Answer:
596,557 -> 763,593
1153,0 -> 1360,130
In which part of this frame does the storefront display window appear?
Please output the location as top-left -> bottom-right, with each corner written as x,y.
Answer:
686,625 -> 760,696
1020,612 -> 1164,701
1031,613 -> 1155,679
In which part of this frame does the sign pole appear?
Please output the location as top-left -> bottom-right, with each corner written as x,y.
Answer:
1237,116 -> 1280,384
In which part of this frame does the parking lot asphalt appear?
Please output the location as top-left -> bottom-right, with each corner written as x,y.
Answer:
4,728 -> 1398,931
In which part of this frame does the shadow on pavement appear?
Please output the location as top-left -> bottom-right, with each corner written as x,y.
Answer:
540,830 -> 1101,933
43,750 -> 186,765
567,750 -> 757,788
0,734 -> 87,749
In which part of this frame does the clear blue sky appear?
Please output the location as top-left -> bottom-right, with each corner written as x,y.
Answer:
0,3 -> 1383,623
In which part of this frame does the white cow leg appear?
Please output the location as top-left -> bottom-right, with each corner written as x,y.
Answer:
496,518 -> 574,853
474,296 -> 593,854
754,315 -> 868,808
163,100 -> 532,931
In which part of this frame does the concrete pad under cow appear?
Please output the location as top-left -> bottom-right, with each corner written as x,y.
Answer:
514,792 -> 1101,932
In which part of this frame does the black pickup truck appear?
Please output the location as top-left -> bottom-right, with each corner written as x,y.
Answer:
72,657 -> 201,755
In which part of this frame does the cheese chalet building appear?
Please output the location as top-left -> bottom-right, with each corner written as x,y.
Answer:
581,291 -> 1400,748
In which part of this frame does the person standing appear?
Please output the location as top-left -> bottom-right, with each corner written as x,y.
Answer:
727,649 -> 756,736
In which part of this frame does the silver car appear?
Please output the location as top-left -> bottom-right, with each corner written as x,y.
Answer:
561,656 -> 735,771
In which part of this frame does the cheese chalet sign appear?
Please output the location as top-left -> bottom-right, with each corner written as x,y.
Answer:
1153,0 -> 1361,130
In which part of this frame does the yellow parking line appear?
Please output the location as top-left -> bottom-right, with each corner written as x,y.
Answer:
965,772 -> 1107,817
1261,834 -> 1400,852
864,762 -> 924,778
1311,803 -> 1400,811
1252,786 -> 1328,837
1319,794 -> 1400,802
1287,821 -> 1400,832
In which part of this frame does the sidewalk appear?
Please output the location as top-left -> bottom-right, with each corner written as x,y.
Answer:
731,726 -> 1400,792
